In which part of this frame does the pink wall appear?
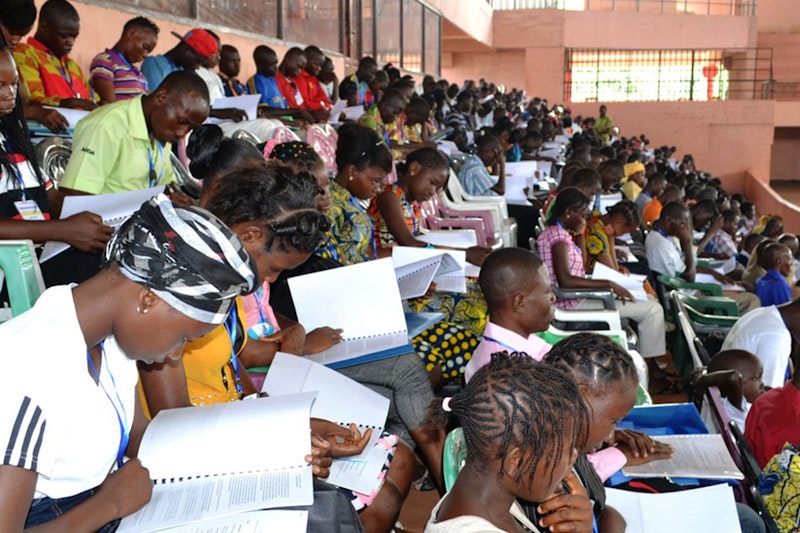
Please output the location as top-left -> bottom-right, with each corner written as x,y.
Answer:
441,50 -> 526,91
758,33 -> 800,83
745,172 -> 800,233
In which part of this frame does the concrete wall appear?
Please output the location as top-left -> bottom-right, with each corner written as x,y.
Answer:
745,172 -> 800,233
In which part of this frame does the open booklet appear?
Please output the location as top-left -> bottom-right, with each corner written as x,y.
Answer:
206,94 -> 261,124
417,229 -> 478,249
288,258 -> 412,368
622,434 -> 743,480
392,246 -> 466,296
117,393 -> 316,533
591,262 -> 649,302
695,272 -> 745,292
40,187 -> 165,262
263,353 -> 391,494
156,510 -> 308,533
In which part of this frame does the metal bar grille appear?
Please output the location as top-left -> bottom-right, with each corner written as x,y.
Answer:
489,0 -> 755,16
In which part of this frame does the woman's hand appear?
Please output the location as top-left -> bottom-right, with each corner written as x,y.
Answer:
26,104 -> 70,133
310,419 -> 372,458
613,429 -> 674,466
59,211 -> 114,253
537,471 -> 594,533
306,434 -> 333,478
304,327 -> 344,355
466,246 -> 492,267
609,282 -> 635,303
94,459 -> 152,519
617,264 -> 630,275
265,322 -> 306,355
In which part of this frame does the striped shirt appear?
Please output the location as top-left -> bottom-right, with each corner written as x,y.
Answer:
13,37 -> 96,106
90,48 -> 148,101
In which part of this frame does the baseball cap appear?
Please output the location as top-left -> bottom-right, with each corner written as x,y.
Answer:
171,28 -> 218,58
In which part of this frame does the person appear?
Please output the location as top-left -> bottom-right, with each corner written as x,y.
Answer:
584,200 -> 640,272
457,134 -> 506,196
634,172 -> 666,215
0,194 -> 259,530
57,70 -> 209,199
641,184 -> 682,229
217,44 -> 248,96
339,56 -> 378,106
425,352 -> 589,532
745,347 -> 800,468
693,349 -> 766,432
537,188 -> 670,393
247,45 -> 313,123
737,232 -> 766,268
0,39 -> 114,286
739,201 -> 757,236
317,55 -> 339,104
140,27 -> 217,90
295,45 -> 332,121
755,242 -> 794,307
357,88 -> 413,159
645,201 -> 760,315
595,104 -> 613,145
533,333 -> 675,532
620,161 -> 645,202
13,0 -> 97,110
741,239 -> 773,288
275,46 -> 327,122
89,16 -> 158,103
707,209 -> 740,260
464,248 -> 555,382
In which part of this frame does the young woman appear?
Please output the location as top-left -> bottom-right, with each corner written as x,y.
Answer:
584,200 -> 640,273
425,353 -> 589,532
0,195 -> 258,530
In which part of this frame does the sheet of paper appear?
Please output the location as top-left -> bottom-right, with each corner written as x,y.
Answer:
436,140 -> 459,156
328,99 -> 348,122
392,247 -> 467,294
694,273 -> 745,292
614,245 -> 639,263
40,187 -> 165,262
207,94 -> 261,122
288,259 -> 408,366
622,434 -> 743,479
117,471 -> 312,533
343,105 -> 364,121
139,392 -> 315,481
157,510 -> 308,533
405,311 -> 445,339
599,192 -> 623,214
417,230 -> 477,249
501,173 -> 534,206
43,105 -> 89,129
591,262 -> 649,302
606,484 -> 741,533
504,160 -> 539,178
394,255 -> 445,299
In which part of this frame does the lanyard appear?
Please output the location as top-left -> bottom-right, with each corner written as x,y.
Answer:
403,197 -> 419,236
86,341 -> 130,469
654,224 -> 681,253
482,335 -> 521,354
358,79 -> 367,104
253,286 -> 271,329
223,310 -> 244,399
113,48 -> 147,92
348,195 -> 378,260
147,141 -> 165,188
3,142 -> 27,201
57,62 -> 78,98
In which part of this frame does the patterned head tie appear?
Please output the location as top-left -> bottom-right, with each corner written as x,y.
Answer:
103,194 -> 259,324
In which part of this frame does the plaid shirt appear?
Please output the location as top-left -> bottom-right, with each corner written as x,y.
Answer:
709,230 -> 737,258
14,37 -> 95,106
537,224 -> 585,309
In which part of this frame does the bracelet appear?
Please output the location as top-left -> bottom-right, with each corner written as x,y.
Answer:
425,243 -> 435,249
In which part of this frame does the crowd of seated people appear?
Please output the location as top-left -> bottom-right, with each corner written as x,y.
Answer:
3,0 -> 800,531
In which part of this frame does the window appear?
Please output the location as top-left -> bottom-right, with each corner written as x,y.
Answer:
284,0 -> 342,53
375,0 -> 401,66
362,0 -> 375,57
401,0 -> 422,72
197,0 -> 278,37
423,7 -> 440,75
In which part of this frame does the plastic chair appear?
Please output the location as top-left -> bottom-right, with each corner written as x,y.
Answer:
671,291 -> 710,371
443,427 -> 467,492
419,197 -> 499,249
0,240 -> 46,322
672,290 -> 738,334
657,274 -> 724,297
729,421 -> 781,533
550,307 -> 622,332
443,170 -> 517,247
424,193 -> 500,248
34,136 -> 72,189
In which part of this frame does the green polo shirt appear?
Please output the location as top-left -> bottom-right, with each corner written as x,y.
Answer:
60,95 -> 176,194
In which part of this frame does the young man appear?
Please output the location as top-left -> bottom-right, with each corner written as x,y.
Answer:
294,45 -> 332,122
634,172 -> 667,216
339,55 -> 378,106
357,88 -> 409,158
247,45 -> 312,123
13,0 -> 97,110
217,44 -> 248,97
641,184 -> 683,229
90,17 -> 159,103
140,28 -> 217,90
457,134 -> 506,197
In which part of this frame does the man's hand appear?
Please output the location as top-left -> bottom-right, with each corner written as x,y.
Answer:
60,98 -> 98,111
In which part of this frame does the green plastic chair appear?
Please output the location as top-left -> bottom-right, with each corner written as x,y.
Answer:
0,240 -> 45,322
536,328 -> 625,348
657,275 -> 723,297
673,290 -> 739,326
443,427 -> 467,492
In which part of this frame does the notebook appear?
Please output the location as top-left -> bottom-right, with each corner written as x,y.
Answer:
288,258 -> 410,367
40,187 -> 165,262
263,353 -> 391,494
621,434 -> 743,480
116,393 -> 315,532
392,246 -> 466,296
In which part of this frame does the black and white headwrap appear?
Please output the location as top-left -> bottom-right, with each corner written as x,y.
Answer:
103,194 -> 259,324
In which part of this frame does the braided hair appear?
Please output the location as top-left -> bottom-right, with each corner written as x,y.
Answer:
268,141 -> 321,172
429,352 -> 589,490
606,200 -> 640,228
544,332 -> 637,389
547,187 -> 589,225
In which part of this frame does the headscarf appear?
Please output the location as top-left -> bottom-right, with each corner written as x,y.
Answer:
103,194 -> 259,324
623,161 -> 645,180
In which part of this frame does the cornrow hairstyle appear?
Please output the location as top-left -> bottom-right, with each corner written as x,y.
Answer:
335,123 -> 392,173
397,146 -> 449,178
268,141 -> 321,172
123,16 -> 159,34
547,187 -> 590,225
544,332 -> 637,388
204,164 -> 328,254
0,43 -> 45,188
607,200 -> 640,228
428,352 -> 589,490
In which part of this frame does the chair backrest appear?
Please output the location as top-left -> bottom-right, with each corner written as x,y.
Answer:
0,240 -> 46,321
443,427 -> 468,492
730,420 -> 782,533
705,387 -> 740,466
671,290 -> 707,369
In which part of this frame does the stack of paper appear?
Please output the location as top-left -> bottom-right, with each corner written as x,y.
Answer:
591,262 -> 649,302
392,246 -> 467,295
417,229 -> 478,249
622,433 -> 743,480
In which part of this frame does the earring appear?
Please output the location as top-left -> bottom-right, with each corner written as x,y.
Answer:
348,174 -> 354,182
137,306 -> 149,315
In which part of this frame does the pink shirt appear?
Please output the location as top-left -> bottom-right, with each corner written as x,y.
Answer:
241,281 -> 280,339
536,224 -> 586,309
586,447 -> 627,482
464,322 -> 552,383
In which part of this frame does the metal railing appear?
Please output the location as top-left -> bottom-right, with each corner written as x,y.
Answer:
760,81 -> 800,101
564,47 -> 773,102
490,0 -> 755,16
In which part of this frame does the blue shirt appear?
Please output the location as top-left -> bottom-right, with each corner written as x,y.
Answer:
140,55 -> 179,92
458,154 -> 496,197
755,269 -> 792,307
247,73 -> 288,108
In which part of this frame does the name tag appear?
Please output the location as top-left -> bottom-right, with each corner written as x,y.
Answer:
14,199 -> 45,221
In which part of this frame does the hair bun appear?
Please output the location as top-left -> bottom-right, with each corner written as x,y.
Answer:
187,124 -> 224,180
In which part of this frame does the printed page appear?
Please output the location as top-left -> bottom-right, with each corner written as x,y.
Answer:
289,259 -> 408,365
417,230 -> 477,249
622,434 -> 743,479
329,99 -> 348,122
591,262 -> 649,302
40,187 -> 165,262
606,484 -> 741,533
138,392 -> 315,481
117,471 -> 312,533
327,438 -> 391,494
343,105 -> 365,121
614,245 -> 639,263
598,193 -> 623,214
43,105 -> 89,129
392,247 -> 466,294
695,273 -> 745,292
207,94 -> 261,122
395,256 -> 443,299
157,510 -> 308,533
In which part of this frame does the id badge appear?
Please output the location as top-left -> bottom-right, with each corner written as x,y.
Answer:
248,321 -> 275,340
14,199 -> 46,221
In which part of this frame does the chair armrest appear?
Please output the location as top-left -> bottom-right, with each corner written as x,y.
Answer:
552,287 -> 617,310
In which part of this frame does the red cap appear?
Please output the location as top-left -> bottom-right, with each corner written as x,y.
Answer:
172,29 -> 218,58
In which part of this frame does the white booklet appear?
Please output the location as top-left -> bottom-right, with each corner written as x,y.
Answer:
117,393 -> 316,532
206,94 -> 261,123
417,229 -> 477,249
606,484 -> 741,533
392,246 -> 465,297
43,105 -> 90,129
288,258 -> 409,366
621,434 -> 743,480
263,353 -> 391,494
40,187 -> 165,262
591,262 -> 649,302
158,510 -> 308,533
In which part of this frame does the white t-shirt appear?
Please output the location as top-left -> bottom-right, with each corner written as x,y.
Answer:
702,396 -> 750,433
0,131 -> 49,195
0,285 -> 138,499
425,497 -> 542,533
721,305 -> 791,389
645,229 -> 685,277
196,66 -> 225,104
